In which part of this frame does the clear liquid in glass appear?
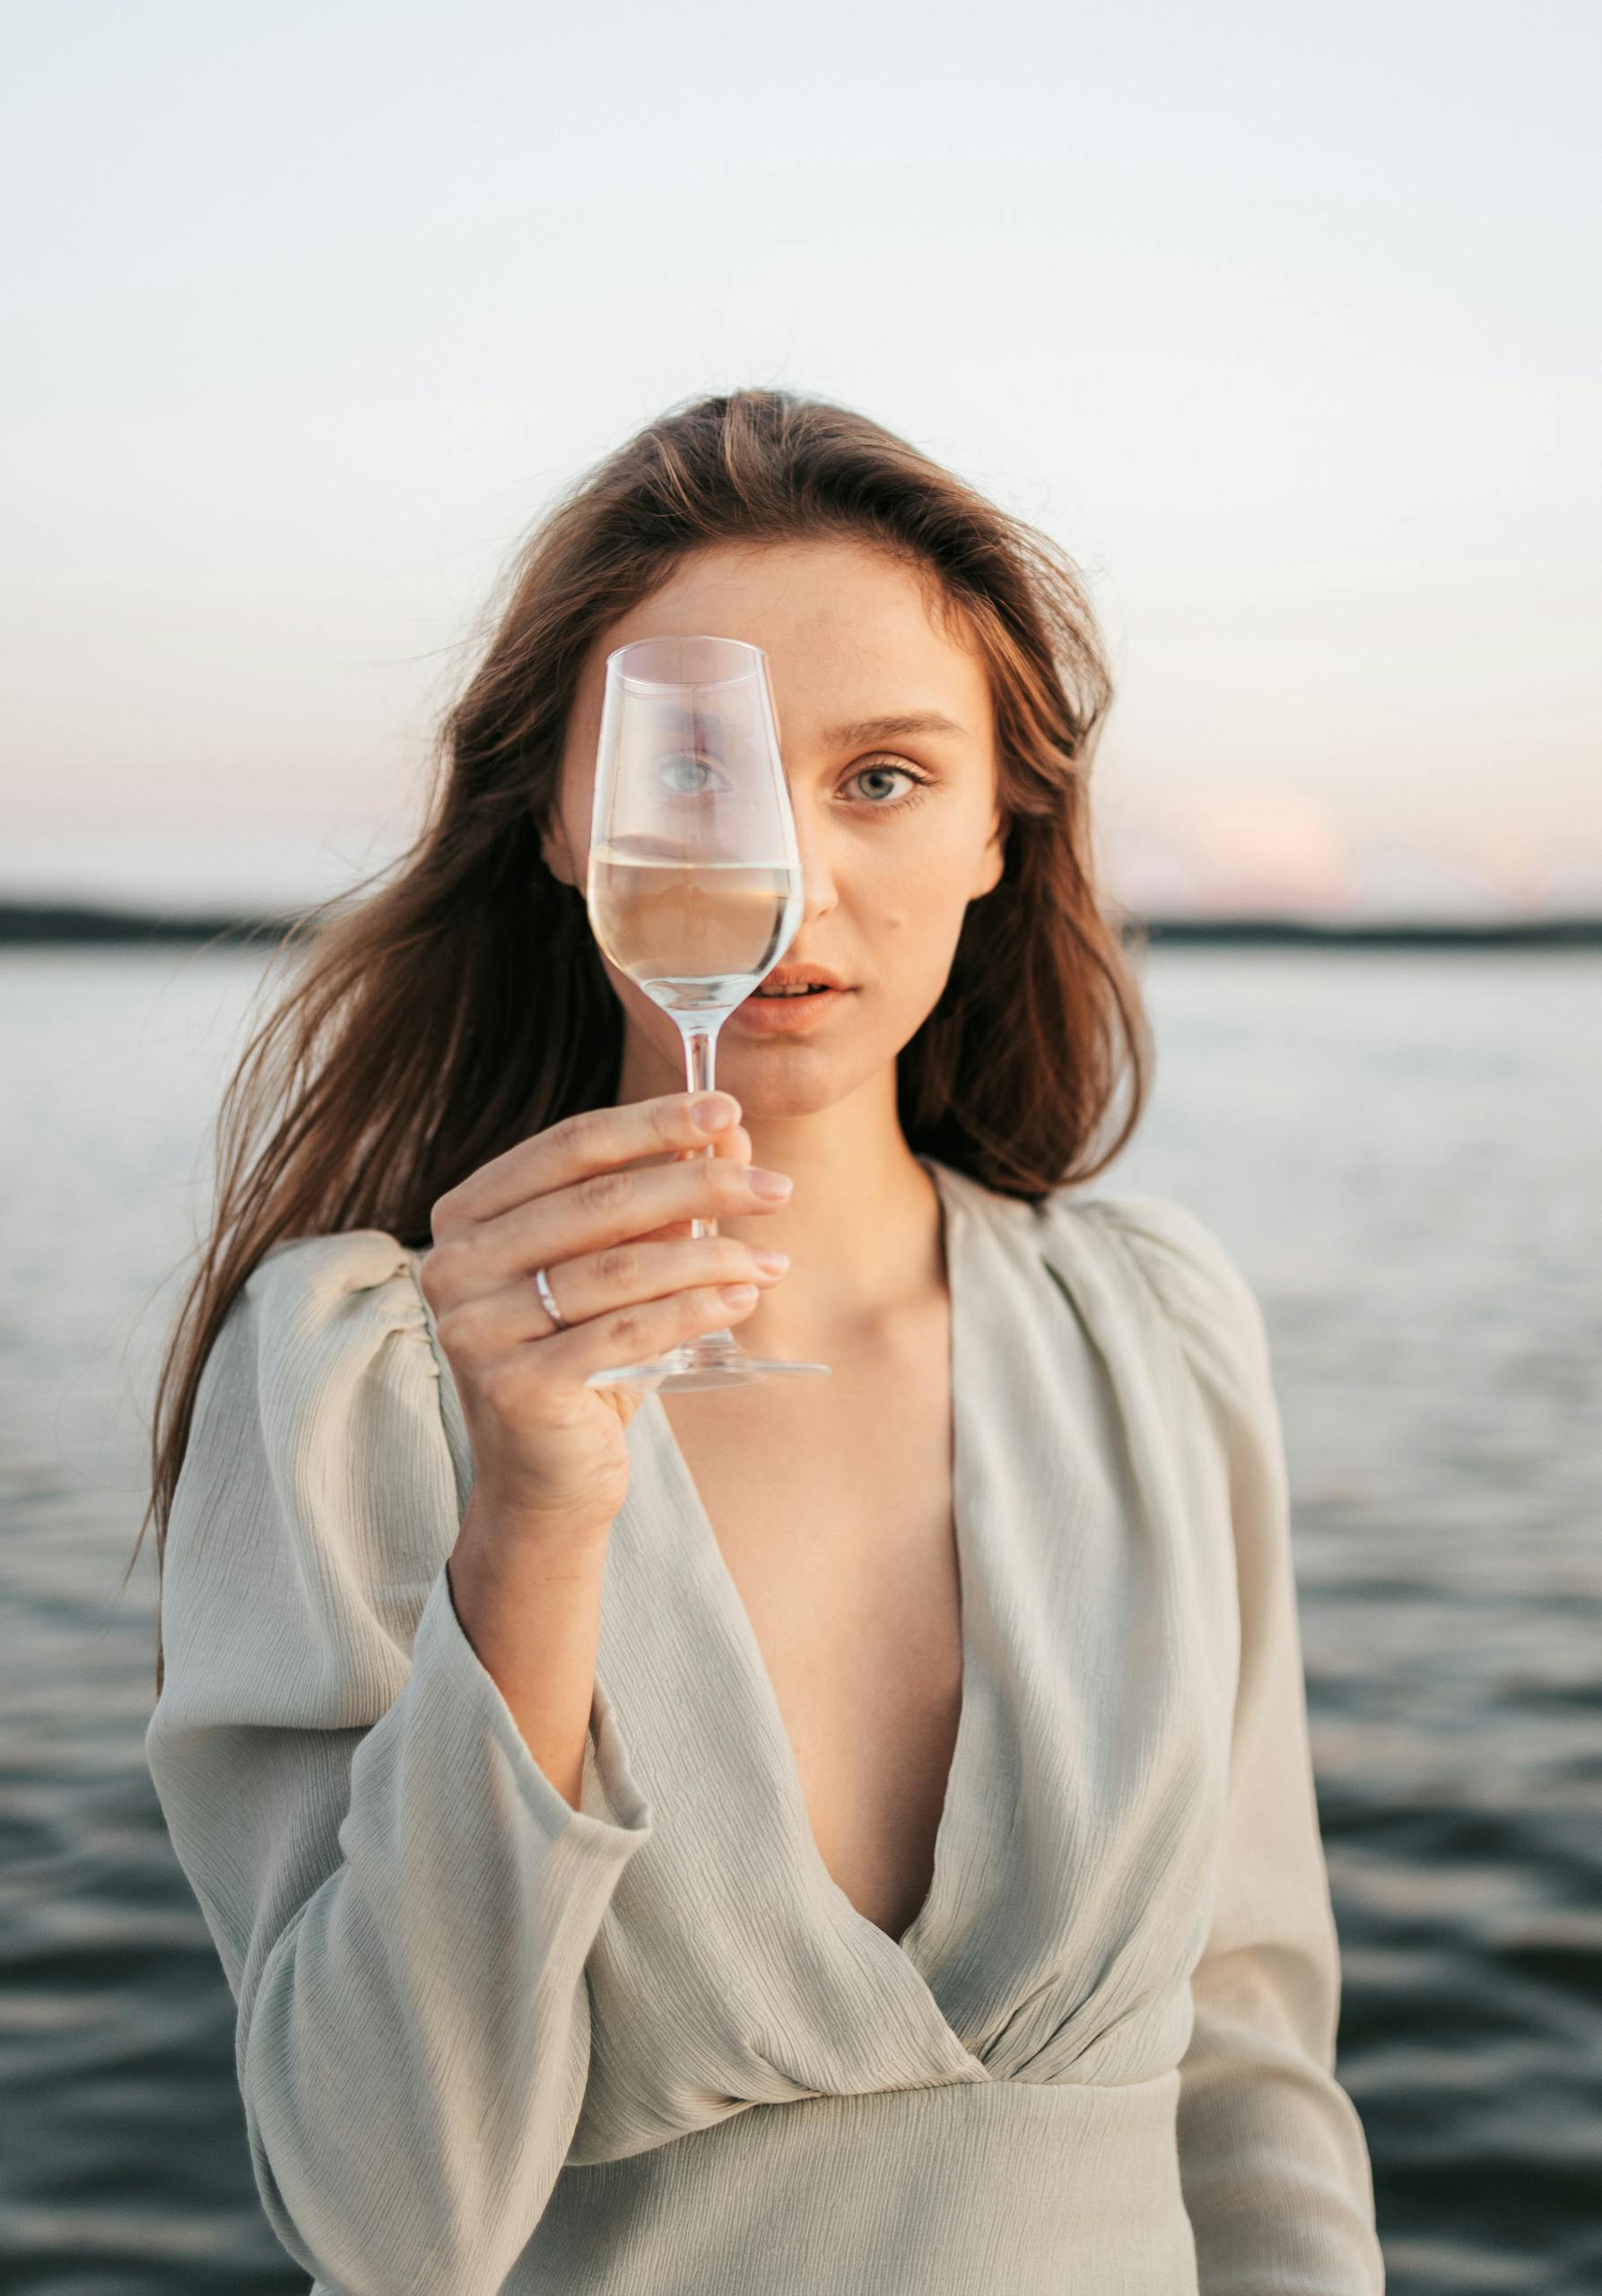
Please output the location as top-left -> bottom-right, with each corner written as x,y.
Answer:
588,848 -> 802,1015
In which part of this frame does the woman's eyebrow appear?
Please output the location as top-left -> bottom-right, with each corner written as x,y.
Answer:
822,711 -> 967,746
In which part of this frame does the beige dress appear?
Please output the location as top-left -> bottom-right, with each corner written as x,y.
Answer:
144,1156 -> 1386,2293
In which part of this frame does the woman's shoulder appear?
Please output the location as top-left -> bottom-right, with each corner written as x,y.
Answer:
945,1160 -> 1259,1329
247,1226 -> 428,1324
190,1228 -> 451,1491
1044,1183 -> 1275,1419
210,1227 -> 432,1385
936,1161 -> 1275,1422
157,1231 -> 464,1732
1049,1186 -> 1263,1326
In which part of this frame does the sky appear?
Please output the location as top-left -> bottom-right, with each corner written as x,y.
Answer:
3,0 -> 1598,918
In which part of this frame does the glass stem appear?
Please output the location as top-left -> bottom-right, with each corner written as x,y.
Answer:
683,1022 -> 719,1244
676,1017 -> 743,1366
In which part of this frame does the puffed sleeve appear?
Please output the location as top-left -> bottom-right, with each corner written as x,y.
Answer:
144,1231 -> 654,2296
1081,1194 -> 1385,2294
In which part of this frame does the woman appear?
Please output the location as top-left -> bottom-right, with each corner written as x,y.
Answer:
140,387 -> 1385,2293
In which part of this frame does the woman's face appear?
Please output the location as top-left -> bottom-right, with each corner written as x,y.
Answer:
544,535 -> 1006,1119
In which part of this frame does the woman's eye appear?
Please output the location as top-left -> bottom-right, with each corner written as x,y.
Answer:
848,761 -> 928,806
657,752 -> 729,796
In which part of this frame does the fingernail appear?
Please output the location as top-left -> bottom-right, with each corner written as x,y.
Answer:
751,1248 -> 790,1275
747,1168 -> 793,1200
719,1282 -> 759,1306
691,1094 -> 736,1132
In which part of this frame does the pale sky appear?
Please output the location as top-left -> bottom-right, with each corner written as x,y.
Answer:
4,0 -> 1598,917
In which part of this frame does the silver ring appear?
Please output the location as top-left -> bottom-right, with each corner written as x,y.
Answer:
532,1264 -> 569,1331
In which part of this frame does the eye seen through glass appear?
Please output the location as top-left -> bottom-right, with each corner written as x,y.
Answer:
657,752 -> 728,796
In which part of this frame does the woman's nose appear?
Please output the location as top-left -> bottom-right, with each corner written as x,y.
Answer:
788,815 -> 839,924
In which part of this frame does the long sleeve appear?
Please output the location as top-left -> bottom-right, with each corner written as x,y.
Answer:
144,1230 -> 654,2296
1085,1195 -> 1385,2294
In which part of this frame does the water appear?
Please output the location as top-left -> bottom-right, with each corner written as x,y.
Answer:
1,943 -> 1598,2293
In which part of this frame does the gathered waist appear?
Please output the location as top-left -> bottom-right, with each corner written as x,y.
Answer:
512,2071 -> 1200,2294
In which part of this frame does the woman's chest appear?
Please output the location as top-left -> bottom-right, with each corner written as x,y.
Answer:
659,1347 -> 964,1942
566,1201 -> 1248,2161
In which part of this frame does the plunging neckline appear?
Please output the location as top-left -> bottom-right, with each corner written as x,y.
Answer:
646,1153 -> 979,1978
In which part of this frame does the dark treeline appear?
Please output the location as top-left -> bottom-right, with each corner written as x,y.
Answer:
1,897 -> 1600,952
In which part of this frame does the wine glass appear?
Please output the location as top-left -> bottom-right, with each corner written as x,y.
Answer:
583,632 -> 832,1392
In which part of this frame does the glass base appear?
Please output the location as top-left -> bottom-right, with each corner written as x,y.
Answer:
586,1326 -> 831,1392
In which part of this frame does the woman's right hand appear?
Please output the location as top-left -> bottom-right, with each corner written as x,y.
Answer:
416,1091 -> 793,1546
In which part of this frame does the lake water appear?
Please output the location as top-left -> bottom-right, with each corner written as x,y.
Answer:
1,943 -> 1598,2293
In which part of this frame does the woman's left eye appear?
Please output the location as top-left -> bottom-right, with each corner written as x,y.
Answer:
847,760 -> 931,807
657,752 -> 729,796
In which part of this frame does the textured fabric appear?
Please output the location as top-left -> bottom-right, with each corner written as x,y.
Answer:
144,1157 -> 1386,2294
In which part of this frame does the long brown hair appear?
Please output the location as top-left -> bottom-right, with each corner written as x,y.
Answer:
131,385 -> 1153,1693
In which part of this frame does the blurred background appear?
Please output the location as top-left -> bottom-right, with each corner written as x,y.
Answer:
2,3 -> 1598,2291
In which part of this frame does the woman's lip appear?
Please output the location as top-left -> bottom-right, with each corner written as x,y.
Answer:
727,984 -> 855,1031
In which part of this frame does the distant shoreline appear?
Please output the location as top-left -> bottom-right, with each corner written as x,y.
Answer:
1,897 -> 1599,951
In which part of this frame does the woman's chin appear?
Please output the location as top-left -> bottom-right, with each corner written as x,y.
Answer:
705,1034 -> 875,1123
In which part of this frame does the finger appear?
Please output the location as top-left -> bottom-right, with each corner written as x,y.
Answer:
637,1121 -> 753,1240
432,1089 -> 744,1232
544,1278 -> 763,1385
462,1137 -> 788,1284
439,1235 -> 786,1349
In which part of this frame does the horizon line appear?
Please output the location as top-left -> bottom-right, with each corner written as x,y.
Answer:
2,895 -> 1599,952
